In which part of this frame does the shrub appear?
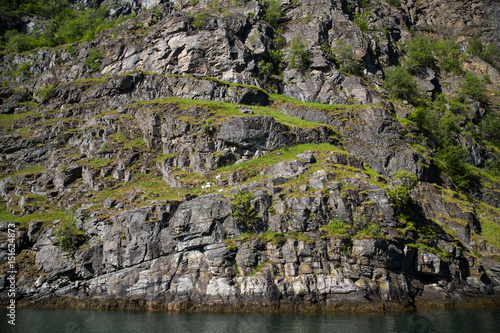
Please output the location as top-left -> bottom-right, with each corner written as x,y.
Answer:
436,143 -> 475,191
480,113 -> 500,146
231,190 -> 257,229
35,84 -> 56,103
467,35 -> 500,70
384,66 -> 419,103
262,0 -> 282,28
386,171 -> 418,211
435,39 -> 462,75
289,34 -> 310,70
385,0 -> 401,8
84,47 -> 104,72
404,35 -> 436,73
461,72 -> 488,105
321,217 -> 349,236
333,39 -> 363,75
191,11 -> 207,29
468,35 -> 483,56
54,218 -> 85,251
354,12 -> 371,33
2,3 -> 128,52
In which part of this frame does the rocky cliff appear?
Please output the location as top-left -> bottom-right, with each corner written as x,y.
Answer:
0,0 -> 500,311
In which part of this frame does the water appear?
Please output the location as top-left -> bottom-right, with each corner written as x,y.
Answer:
1,306 -> 499,333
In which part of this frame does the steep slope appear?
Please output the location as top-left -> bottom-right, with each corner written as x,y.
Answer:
0,0 -> 499,311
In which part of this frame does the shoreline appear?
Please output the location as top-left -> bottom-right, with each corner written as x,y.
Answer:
3,295 -> 500,313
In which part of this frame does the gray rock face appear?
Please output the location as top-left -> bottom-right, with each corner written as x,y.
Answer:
0,0 -> 499,311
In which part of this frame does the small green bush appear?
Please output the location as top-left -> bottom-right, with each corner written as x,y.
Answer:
385,0 -> 401,8
84,47 -> 104,72
468,35 -> 483,56
435,39 -> 462,75
386,171 -> 418,212
332,39 -> 363,75
321,217 -> 349,236
436,143 -> 475,191
384,66 -> 419,103
404,35 -> 436,73
35,84 -> 56,103
467,35 -> 500,70
461,72 -> 488,105
289,34 -> 311,70
54,218 -> 85,251
354,12 -> 371,33
262,0 -> 282,28
191,11 -> 207,30
480,113 -> 500,146
231,190 -> 257,230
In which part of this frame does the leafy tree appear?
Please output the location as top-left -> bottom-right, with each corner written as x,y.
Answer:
333,39 -> 363,75
289,34 -> 311,70
55,218 -> 85,251
387,171 -> 418,212
467,35 -> 500,70
354,12 -> 371,33
262,0 -> 282,28
384,66 -> 419,103
404,35 -> 436,73
468,34 -> 483,56
436,143 -> 475,191
480,113 -> 500,146
2,2 -> 128,53
461,72 -> 488,106
231,190 -> 257,230
435,39 -> 462,75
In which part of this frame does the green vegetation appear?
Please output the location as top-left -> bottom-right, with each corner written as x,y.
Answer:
289,34 -> 311,70
354,12 -> 371,33
0,198 -> 72,228
480,113 -> 500,147
87,158 -> 113,169
258,27 -> 285,85
320,217 -> 349,237
434,38 -> 462,75
84,47 -> 104,72
261,0 -> 283,28
385,0 -> 401,8
468,34 -> 500,70
54,218 -> 85,251
331,39 -> 363,75
1,1 -> 130,53
190,11 -> 207,30
386,171 -> 418,213
261,230 -> 287,245
435,143 -> 476,191
384,66 -> 419,103
403,35 -> 436,73
460,72 -> 488,106
34,84 -> 56,103
231,190 -> 257,230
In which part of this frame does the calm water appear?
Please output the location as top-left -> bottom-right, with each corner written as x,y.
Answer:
1,306 -> 499,333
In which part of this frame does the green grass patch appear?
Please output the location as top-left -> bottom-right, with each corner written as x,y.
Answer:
125,137 -> 147,150
0,113 -> 29,127
270,94 -> 373,111
15,165 -> 45,175
87,158 -> 112,169
261,230 -> 287,245
217,143 -> 345,175
0,200 -> 72,228
321,217 -> 349,237
252,105 -> 336,129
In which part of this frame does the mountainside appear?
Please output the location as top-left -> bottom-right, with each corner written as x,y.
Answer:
1,0 -> 500,311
